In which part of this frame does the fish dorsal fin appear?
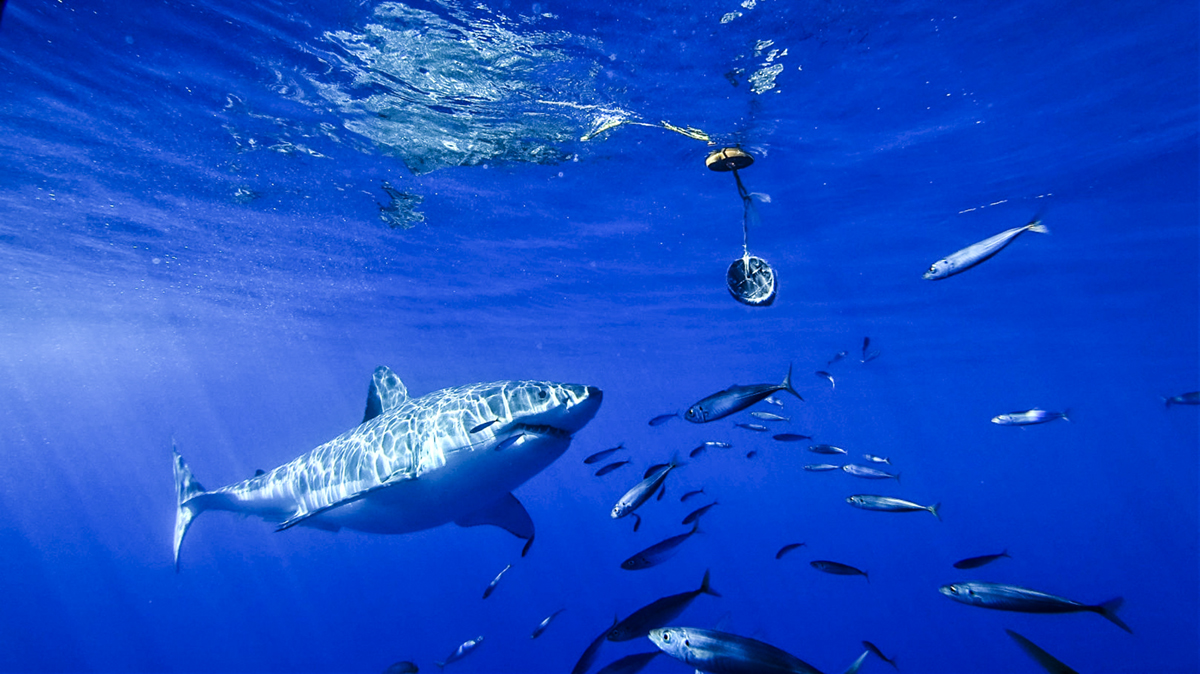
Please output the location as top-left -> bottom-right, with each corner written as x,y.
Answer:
455,492 -> 535,544
363,365 -> 409,423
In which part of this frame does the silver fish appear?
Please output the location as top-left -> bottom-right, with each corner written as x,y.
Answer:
469,419 -> 500,434
621,523 -> 699,570
680,488 -> 706,502
595,652 -> 661,674
809,444 -> 848,455
494,433 -> 525,451
736,423 -> 769,432
649,626 -> 868,674
1006,629 -> 1079,674
846,494 -> 940,519
811,559 -> 868,581
482,564 -> 511,599
1164,391 -> 1199,407
682,501 -> 719,525
751,411 -> 790,422
828,351 -> 848,366
584,444 -> 625,464
531,608 -> 565,639
608,570 -> 720,641
572,617 -> 619,674
435,636 -> 483,670
649,413 -> 679,426
841,464 -> 900,482
991,408 -> 1069,426
612,459 -> 681,518
938,582 -> 1131,633
774,433 -> 812,442
815,371 -> 835,389
863,454 -> 890,464
861,337 -> 880,363
764,396 -> 785,407
861,641 -> 897,670
924,216 -> 1049,280
775,542 -> 805,559
595,460 -> 630,477
803,464 -> 841,472
953,550 -> 1010,569
684,365 -> 803,423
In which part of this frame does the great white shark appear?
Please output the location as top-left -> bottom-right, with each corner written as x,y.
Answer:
173,366 -> 602,570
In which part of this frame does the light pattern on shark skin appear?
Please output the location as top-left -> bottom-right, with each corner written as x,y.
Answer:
173,367 -> 601,569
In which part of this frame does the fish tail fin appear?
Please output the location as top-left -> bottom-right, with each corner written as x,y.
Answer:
1061,408 -> 1072,422
1094,597 -> 1132,633
1001,548 -> 1011,558
928,502 -> 942,521
1027,221 -> 1050,235
172,442 -> 208,573
782,363 -> 804,402
434,663 -> 445,671
842,650 -> 870,674
1163,395 -> 1172,408
700,568 -> 722,597
894,472 -> 902,484
864,571 -> 870,583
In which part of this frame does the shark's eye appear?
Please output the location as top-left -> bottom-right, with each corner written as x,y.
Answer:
537,390 -> 548,400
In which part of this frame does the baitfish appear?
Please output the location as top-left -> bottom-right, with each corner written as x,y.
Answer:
1163,391 -> 1199,407
861,641 -> 897,670
991,408 -> 1069,426
612,459 -> 681,519
650,626 -> 868,674
436,636 -> 483,670
1005,629 -> 1079,674
774,433 -> 812,442
684,365 -> 803,423
649,413 -> 679,426
811,559 -> 869,581
621,523 -> 700,570
775,542 -> 806,559
595,460 -> 631,477
531,608 -> 565,639
608,569 -> 720,641
171,366 -> 601,570
809,444 -> 848,455
939,582 -> 1131,632
682,501 -> 718,525
953,550 -> 1010,569
482,563 -> 511,599
804,464 -> 841,472
585,444 -> 625,464
846,494 -> 940,519
923,215 -> 1049,280
815,371 -> 835,389
595,652 -> 661,674
841,464 -> 900,481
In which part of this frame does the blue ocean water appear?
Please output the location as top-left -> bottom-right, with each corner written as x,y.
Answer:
0,0 -> 1196,672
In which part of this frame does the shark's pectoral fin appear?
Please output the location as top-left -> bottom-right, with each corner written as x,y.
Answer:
363,365 -> 409,424
455,492 -> 535,549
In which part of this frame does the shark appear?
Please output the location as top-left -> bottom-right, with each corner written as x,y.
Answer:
172,366 -> 602,570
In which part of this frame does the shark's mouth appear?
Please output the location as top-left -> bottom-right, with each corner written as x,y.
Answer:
511,423 -> 572,439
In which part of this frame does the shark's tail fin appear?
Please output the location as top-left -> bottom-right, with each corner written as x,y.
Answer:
173,442 -> 208,572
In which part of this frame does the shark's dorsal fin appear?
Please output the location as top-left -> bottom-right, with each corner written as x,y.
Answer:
363,365 -> 409,424
455,492 -> 535,544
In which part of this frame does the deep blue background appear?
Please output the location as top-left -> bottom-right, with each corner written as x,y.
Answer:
0,0 -> 1196,672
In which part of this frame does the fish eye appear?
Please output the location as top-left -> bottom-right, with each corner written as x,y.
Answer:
661,632 -> 671,642
684,639 -> 690,647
